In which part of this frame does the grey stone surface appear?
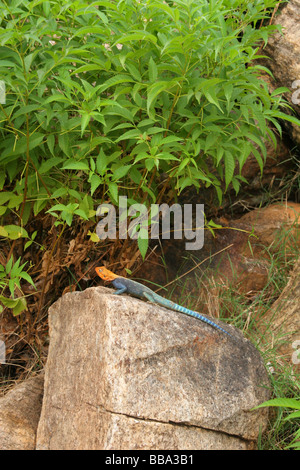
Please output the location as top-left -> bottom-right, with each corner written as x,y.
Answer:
36,287 -> 269,450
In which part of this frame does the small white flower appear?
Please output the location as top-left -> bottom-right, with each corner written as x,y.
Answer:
266,362 -> 275,374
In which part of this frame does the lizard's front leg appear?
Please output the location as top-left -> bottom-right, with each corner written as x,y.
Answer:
114,288 -> 127,295
111,279 -> 127,295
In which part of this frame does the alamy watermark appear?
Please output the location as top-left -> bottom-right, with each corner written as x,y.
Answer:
292,340 -> 300,365
96,196 -> 204,250
0,80 -> 5,104
291,80 -> 300,105
0,340 -> 5,365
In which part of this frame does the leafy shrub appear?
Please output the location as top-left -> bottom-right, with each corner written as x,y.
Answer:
0,0 -> 299,311
1,0 -> 296,215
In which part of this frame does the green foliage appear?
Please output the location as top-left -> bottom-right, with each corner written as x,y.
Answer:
0,0 -> 293,208
0,256 -> 35,315
254,398 -> 300,450
0,0 -> 298,267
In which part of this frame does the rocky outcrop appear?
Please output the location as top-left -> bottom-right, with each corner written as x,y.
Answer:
0,373 -> 44,450
218,202 -> 300,291
260,257 -> 300,371
186,202 -> 300,295
259,0 -> 300,145
36,287 -> 270,450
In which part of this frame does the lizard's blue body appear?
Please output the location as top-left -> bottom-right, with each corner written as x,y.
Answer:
96,267 -> 233,338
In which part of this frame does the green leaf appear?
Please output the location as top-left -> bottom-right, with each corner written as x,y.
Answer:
3,225 -> 28,240
115,129 -> 140,142
9,278 -> 17,297
148,57 -> 158,82
176,157 -> 190,174
271,87 -> 290,97
1,134 -> 44,159
112,165 -> 132,181
253,398 -> 300,410
13,104 -> 42,119
12,297 -> 27,316
96,150 -> 107,174
105,105 -> 135,123
73,63 -> 106,74
138,236 -> 149,260
51,187 -> 68,199
98,74 -> 136,93
6,256 -> 13,273
147,81 -> 175,117
43,1 -> 50,17
224,151 -> 235,190
284,410 -> 300,420
74,209 -> 89,220
148,2 -> 179,21
145,158 -> 155,171
126,63 -> 142,82
44,94 -> 71,104
160,135 -> 183,145
203,88 -> 223,112
62,161 -> 89,171
177,177 -> 193,193
271,111 -> 300,127
251,147 -> 264,175
0,170 -> 5,190
90,174 -> 102,196
89,231 -> 100,242
39,157 -> 63,174
19,271 -> 36,287
48,203 -> 68,212
0,60 -> 17,67
81,113 -> 91,136
47,135 -> 55,156
129,167 -> 142,184
215,185 -> 223,206
113,32 -> 157,46
205,134 -> 218,153
58,134 -> 71,157
33,198 -> 48,216
216,146 -> 224,165
156,152 -> 179,161
0,192 -> 13,205
7,194 -> 23,209
73,26 -> 107,38
108,182 -> 118,203
0,295 -> 19,308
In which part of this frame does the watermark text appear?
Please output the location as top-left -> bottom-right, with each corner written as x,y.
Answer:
0,340 -> 6,365
0,80 -> 5,104
96,197 -> 204,250
292,340 -> 300,365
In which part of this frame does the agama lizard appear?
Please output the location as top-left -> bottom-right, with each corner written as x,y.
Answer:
95,266 -> 233,338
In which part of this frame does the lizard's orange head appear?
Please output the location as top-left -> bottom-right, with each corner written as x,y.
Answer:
95,266 -> 118,281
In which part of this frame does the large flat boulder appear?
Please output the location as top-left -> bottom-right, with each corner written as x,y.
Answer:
36,287 -> 270,450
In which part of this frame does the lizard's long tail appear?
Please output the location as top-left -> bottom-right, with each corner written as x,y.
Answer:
146,292 -> 233,338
